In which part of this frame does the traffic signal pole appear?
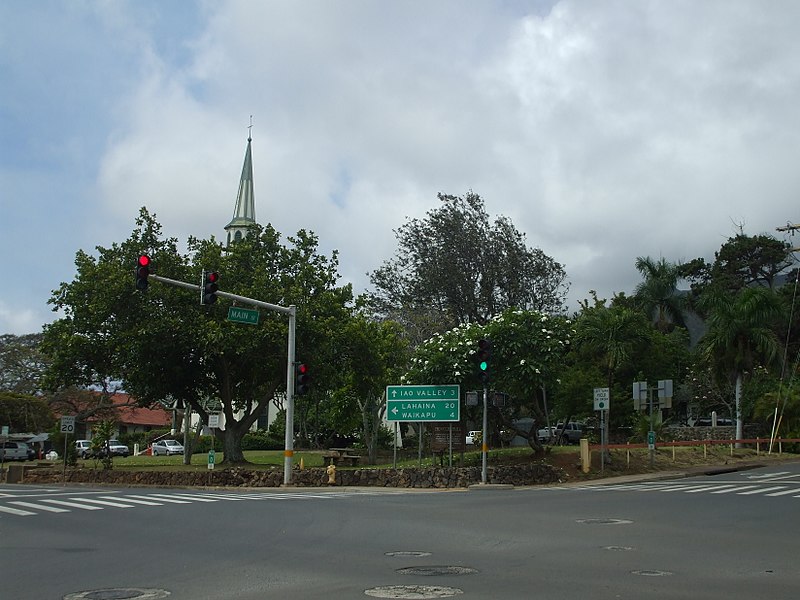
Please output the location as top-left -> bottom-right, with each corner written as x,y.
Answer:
148,273 -> 298,485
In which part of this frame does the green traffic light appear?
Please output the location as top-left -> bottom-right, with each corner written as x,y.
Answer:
480,361 -> 488,371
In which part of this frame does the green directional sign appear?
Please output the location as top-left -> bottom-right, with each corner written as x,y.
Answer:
227,306 -> 259,325
385,384 -> 460,422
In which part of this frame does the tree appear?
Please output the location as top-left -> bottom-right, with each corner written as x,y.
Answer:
42,208 -> 355,465
682,233 -> 793,303
338,316 -> 409,463
403,308 -> 573,453
0,333 -> 49,395
697,286 -> 785,445
368,192 -> 568,336
0,392 -> 53,433
633,256 -> 687,332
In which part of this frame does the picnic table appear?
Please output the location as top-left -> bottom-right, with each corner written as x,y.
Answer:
322,448 -> 361,467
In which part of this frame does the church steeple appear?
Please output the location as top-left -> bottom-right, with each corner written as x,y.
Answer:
225,130 -> 257,246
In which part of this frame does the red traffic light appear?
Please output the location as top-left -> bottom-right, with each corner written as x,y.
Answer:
207,271 -> 219,283
295,363 -> 310,395
135,254 -> 151,291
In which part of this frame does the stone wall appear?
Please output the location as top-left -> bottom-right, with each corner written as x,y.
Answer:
18,463 -> 562,488
663,425 -> 761,442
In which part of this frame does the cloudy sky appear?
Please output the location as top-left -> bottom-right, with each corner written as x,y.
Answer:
2,0 -> 800,335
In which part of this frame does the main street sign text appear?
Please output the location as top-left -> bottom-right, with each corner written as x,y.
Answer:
386,385 -> 460,422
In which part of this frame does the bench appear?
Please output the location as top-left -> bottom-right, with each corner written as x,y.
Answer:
323,448 -> 361,467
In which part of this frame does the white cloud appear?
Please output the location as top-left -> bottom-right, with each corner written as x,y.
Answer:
3,0 -> 800,334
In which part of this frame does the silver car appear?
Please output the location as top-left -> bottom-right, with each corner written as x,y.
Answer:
152,439 -> 184,456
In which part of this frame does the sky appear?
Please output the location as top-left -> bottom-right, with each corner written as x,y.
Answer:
2,0 -> 800,336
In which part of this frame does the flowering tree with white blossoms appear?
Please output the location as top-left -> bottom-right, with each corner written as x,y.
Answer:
403,308 -> 572,452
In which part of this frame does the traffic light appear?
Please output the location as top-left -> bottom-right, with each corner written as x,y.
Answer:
201,271 -> 219,305
135,254 -> 151,291
475,338 -> 492,384
295,363 -> 310,395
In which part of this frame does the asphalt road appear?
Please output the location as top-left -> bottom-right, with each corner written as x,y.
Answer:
1,461 -> 798,599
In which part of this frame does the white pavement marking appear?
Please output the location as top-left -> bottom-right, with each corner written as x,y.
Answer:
40,499 -> 103,510
126,494 -> 191,504
9,501 -> 70,513
99,496 -> 163,506
68,497 -> 135,508
0,504 -> 35,516
709,485 -> 759,494
765,488 -> 800,497
737,486 -> 786,495
684,485 -> 730,493
146,493 -> 220,503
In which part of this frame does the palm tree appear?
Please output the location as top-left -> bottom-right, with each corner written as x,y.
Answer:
575,303 -> 651,389
634,256 -> 687,333
698,286 -> 785,445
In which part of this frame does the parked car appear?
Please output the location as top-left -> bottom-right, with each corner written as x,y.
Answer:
103,440 -> 130,457
75,439 -> 93,459
0,441 -> 34,461
555,422 -> 585,444
537,426 -> 559,443
152,439 -> 184,456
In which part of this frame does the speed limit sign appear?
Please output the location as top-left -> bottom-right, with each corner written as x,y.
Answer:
60,416 -> 76,434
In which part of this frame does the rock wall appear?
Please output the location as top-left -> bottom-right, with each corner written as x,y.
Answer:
663,425 -> 761,442
18,463 -> 562,488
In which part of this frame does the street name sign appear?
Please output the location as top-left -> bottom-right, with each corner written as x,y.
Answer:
227,306 -> 259,325
386,384 -> 460,422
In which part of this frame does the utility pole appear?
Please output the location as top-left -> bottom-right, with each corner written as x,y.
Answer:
776,223 -> 800,251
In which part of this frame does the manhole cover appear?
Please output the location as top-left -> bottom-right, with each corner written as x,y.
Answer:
395,566 -> 477,576
603,545 -> 635,551
631,570 -> 674,577
64,589 -> 170,600
365,585 -> 463,598
385,551 -> 432,557
576,518 -> 633,525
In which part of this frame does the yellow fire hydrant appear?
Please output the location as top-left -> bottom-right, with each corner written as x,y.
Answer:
326,464 -> 337,485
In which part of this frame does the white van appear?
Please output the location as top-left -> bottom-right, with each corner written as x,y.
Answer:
1,441 -> 34,461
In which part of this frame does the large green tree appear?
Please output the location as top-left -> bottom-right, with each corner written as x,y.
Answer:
43,208 -> 354,464
0,333 -> 49,395
368,192 -> 568,337
403,308 -> 572,452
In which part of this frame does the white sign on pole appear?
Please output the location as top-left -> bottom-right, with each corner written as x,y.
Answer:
60,416 -> 76,434
593,387 -> 610,411
208,414 -> 220,429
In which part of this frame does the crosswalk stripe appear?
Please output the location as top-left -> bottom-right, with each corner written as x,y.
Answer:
147,493 -> 220,503
737,486 -> 786,495
0,504 -> 35,516
98,496 -> 163,506
126,494 -> 191,504
40,499 -> 102,510
684,485 -> 728,493
709,485 -> 758,494
765,488 -> 800,497
68,497 -> 135,508
9,501 -> 70,513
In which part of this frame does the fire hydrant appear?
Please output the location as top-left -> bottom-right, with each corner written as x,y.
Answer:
326,464 -> 337,485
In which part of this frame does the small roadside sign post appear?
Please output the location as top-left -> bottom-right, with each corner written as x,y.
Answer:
60,416 -> 76,484
207,414 -> 220,470
594,388 -> 610,472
